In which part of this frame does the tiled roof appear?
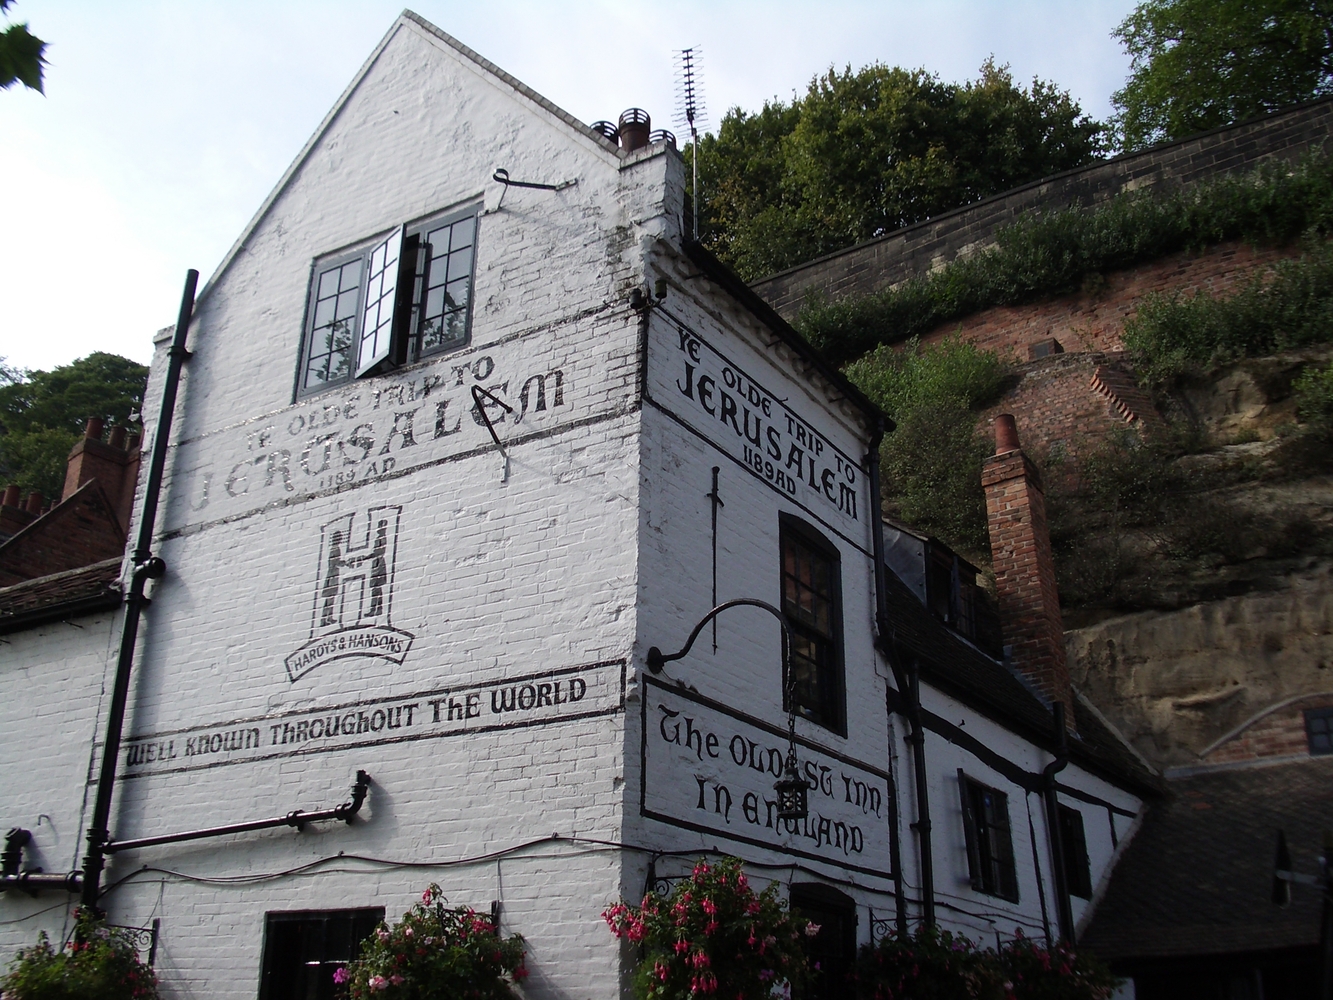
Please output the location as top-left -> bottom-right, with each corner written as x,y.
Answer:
0,557 -> 122,632
882,567 -> 1160,794
1082,756 -> 1332,960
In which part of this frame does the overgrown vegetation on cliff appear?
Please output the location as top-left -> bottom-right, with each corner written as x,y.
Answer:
796,151 -> 1333,365
1124,241 -> 1333,384
845,338 -> 1009,555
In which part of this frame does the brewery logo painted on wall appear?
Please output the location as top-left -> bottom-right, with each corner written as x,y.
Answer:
284,504 -> 415,681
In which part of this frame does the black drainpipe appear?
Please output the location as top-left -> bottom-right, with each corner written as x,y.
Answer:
1042,702 -> 1074,942
867,417 -> 932,931
80,270 -> 198,911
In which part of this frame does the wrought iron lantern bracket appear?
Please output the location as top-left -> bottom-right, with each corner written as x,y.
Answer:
646,598 -> 808,821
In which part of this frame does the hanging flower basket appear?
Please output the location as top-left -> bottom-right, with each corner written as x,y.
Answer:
604,856 -> 813,999
1,908 -> 159,1000
338,885 -> 527,999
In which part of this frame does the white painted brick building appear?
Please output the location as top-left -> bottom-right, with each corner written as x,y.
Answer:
0,13 -> 1152,998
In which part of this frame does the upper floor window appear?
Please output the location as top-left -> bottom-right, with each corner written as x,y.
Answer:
959,771 -> 1019,901
1306,707 -> 1333,755
298,207 -> 478,397
1058,804 -> 1093,899
780,515 -> 844,734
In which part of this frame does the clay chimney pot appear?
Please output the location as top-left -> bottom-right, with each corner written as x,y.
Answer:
24,491 -> 43,515
2,484 -> 19,508
994,414 -> 1020,454
85,417 -> 105,441
109,425 -> 127,450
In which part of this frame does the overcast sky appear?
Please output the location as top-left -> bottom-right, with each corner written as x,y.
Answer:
0,1 -> 1137,373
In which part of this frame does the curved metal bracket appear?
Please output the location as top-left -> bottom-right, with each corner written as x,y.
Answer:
646,598 -> 790,674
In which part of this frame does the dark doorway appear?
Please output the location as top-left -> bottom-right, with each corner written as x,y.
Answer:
258,908 -> 383,1000
790,883 -> 857,1000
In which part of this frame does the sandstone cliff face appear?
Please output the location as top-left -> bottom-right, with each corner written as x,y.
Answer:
1066,560 -> 1333,768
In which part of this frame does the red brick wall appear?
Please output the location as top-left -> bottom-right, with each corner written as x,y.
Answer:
982,444 -> 1074,722
919,240 -> 1297,359
976,354 -> 1151,490
0,484 -> 126,587
1204,693 -> 1333,764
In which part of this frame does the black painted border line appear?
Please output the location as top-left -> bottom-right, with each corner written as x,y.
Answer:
99,659 -> 627,782
638,677 -> 896,880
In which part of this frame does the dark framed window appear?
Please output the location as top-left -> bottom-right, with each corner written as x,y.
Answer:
298,206 -> 478,398
258,907 -> 383,1000
959,771 -> 1019,901
1306,707 -> 1333,756
1058,804 -> 1093,899
790,883 -> 857,1000
780,515 -> 845,734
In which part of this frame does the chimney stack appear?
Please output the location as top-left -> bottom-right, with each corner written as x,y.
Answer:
61,417 -> 141,529
983,414 -> 1075,729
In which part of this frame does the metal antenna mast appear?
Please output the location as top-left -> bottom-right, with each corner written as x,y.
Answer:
675,48 -> 707,240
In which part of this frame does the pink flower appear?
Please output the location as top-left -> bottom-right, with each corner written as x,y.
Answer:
389,975 -> 404,985
332,968 -> 349,984
804,923 -> 821,937
368,975 -> 388,991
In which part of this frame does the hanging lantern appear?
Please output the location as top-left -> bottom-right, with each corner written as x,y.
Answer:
773,746 -> 808,821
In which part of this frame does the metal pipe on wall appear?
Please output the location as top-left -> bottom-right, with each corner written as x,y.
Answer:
80,270 -> 198,910
867,417 -> 930,932
1042,702 -> 1074,942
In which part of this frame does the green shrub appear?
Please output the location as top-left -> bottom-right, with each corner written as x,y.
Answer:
603,857 -> 811,1000
846,338 -> 1008,554
1,909 -> 159,1000
338,885 -> 527,999
1294,360 -> 1333,421
796,150 -> 1333,365
1124,243 -> 1333,385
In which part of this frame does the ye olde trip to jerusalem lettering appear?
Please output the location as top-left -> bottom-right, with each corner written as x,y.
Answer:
641,681 -> 893,877
111,661 -> 624,780
655,322 -> 863,529
174,349 -> 572,527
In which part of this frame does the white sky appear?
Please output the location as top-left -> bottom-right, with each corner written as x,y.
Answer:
0,1 -> 1137,373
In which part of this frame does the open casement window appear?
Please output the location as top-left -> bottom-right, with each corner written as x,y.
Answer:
298,206 -> 479,398
959,770 -> 1019,901
1059,804 -> 1093,899
779,515 -> 845,735
258,907 -> 383,1000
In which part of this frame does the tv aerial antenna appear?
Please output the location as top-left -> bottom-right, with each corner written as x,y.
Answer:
674,48 -> 708,241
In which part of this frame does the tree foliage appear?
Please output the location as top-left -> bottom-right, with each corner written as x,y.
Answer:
1112,0 -> 1333,149
0,353 -> 149,501
0,0 -> 46,93
690,59 -> 1107,280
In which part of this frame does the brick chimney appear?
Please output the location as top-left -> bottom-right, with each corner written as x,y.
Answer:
982,414 -> 1075,728
62,417 -> 141,529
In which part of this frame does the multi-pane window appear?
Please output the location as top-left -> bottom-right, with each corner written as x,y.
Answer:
258,908 -> 383,1000
780,517 -> 844,733
959,772 -> 1019,901
1306,707 -> 1333,755
1058,804 -> 1093,899
298,206 -> 478,398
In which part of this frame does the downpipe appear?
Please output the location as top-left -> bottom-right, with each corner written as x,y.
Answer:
80,270 -> 197,910
867,418 -> 930,932
1042,702 -> 1074,943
